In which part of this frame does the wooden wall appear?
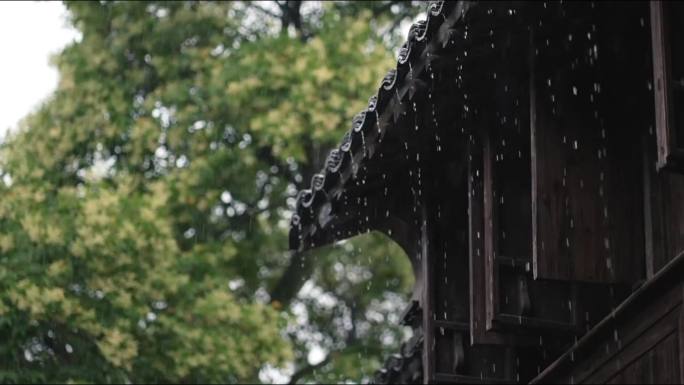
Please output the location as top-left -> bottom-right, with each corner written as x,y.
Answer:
531,253 -> 684,384
383,2 -> 684,383
462,2 -> 684,384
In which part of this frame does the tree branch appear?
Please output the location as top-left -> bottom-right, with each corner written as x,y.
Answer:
269,250 -> 313,307
268,139 -> 327,306
287,302 -> 363,384
247,1 -> 282,20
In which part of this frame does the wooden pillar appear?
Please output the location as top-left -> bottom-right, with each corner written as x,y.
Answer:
421,203 -> 435,384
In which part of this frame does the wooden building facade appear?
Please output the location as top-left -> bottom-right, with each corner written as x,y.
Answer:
289,1 -> 684,383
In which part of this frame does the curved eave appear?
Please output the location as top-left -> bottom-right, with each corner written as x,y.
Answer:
289,0 -> 475,252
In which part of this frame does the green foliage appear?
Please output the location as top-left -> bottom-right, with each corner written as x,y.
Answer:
0,1 -> 421,383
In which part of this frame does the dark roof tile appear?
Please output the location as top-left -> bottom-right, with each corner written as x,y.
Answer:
290,1 -> 475,252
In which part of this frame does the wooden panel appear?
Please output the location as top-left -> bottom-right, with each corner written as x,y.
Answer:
651,1 -> 673,170
532,72 -> 613,282
605,347 -> 652,384
536,302 -> 682,384
643,133 -> 661,280
651,1 -> 684,170
672,2 -> 684,153
680,295 -> 684,384
433,165 -> 470,325
471,119 -> 579,336
650,1 -> 684,171
468,132 -> 509,345
604,332 -> 679,384
586,309 -> 679,384
642,0 -> 684,259
531,19 -> 644,284
644,124 -> 684,276
662,173 -> 684,270
482,125 -> 499,331
468,114 -> 581,336
490,43 -> 533,264
653,331 -> 680,384
469,127 -> 570,341
531,252 -> 684,384
421,204 -> 435,384
430,134 -> 472,378
467,6 -> 579,339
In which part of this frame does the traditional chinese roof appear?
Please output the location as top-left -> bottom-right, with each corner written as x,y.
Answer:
289,0 -> 478,252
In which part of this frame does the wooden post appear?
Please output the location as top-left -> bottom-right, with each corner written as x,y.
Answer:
650,1 -> 673,170
421,203 -> 434,384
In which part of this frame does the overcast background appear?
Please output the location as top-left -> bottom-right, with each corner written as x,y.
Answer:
0,1 -> 79,139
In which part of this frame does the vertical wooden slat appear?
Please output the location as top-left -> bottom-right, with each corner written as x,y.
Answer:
530,28 -> 540,280
642,135 -> 655,279
663,174 -> 684,270
679,289 -> 684,384
469,133 -> 508,345
651,331 -> 680,384
468,135 -> 486,344
649,170 -> 668,277
651,1 -> 673,170
482,125 -> 498,331
421,204 -> 434,384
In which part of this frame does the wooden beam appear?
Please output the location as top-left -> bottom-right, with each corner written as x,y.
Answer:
421,204 -> 435,384
650,1 -> 673,170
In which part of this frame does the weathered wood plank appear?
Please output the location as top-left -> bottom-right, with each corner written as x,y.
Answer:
469,131 -> 509,345
679,285 -> 684,384
662,175 -> 684,271
651,1 -> 673,170
482,124 -> 499,331
585,309 -> 679,384
530,16 -> 645,283
421,203 -> 434,384
531,252 -> 684,384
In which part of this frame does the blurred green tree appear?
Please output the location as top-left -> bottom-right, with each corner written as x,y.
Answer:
0,1 -> 421,383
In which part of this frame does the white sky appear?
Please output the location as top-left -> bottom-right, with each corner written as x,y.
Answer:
0,1 -> 79,138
